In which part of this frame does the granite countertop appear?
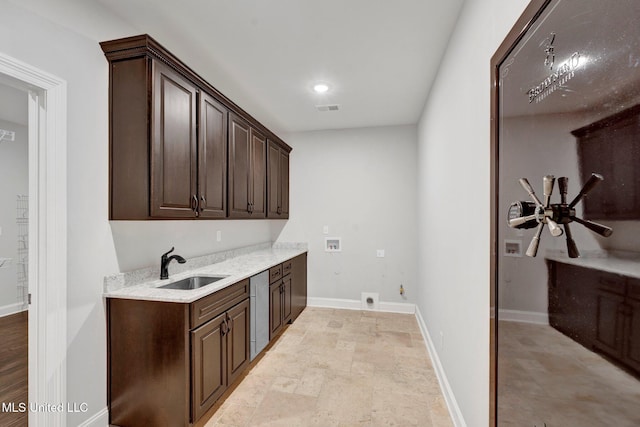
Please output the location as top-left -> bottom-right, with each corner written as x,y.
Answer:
104,243 -> 307,303
545,250 -> 640,279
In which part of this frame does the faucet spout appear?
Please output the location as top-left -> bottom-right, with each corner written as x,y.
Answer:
160,247 -> 187,280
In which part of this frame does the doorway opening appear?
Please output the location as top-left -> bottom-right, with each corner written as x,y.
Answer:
0,80 -> 29,427
0,52 -> 67,426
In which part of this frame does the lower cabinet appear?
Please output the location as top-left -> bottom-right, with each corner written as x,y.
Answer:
290,253 -> 307,321
269,263 -> 292,339
108,253 -> 308,426
108,279 -> 250,427
191,298 -> 249,421
548,260 -> 640,378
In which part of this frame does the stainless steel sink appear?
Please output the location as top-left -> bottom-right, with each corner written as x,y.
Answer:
159,275 -> 228,290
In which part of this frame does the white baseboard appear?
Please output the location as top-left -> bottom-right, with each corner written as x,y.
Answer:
77,407 -> 109,427
0,302 -> 27,317
415,307 -> 465,427
307,297 -> 415,314
498,309 -> 549,325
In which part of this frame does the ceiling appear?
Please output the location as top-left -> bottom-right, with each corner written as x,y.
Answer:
12,0 -> 465,134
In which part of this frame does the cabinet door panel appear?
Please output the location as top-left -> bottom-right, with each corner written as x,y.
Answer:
199,93 -> 227,218
291,253 -> 307,321
270,282 -> 283,339
280,149 -> 290,217
228,114 -> 251,217
624,298 -> 640,373
227,299 -> 250,385
250,128 -> 267,217
267,141 -> 280,217
151,62 -> 197,218
191,312 -> 227,422
282,276 -> 292,323
595,291 -> 625,358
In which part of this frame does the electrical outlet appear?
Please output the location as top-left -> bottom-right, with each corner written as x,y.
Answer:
376,249 -> 385,258
216,230 -> 221,242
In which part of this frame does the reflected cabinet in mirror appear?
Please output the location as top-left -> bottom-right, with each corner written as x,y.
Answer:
491,0 -> 640,425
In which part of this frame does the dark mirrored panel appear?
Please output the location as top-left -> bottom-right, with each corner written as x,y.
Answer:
495,0 -> 640,425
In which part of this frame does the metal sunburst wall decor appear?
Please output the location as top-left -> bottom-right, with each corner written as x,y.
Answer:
507,173 -> 613,258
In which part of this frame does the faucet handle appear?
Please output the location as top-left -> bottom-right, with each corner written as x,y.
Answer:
161,247 -> 175,259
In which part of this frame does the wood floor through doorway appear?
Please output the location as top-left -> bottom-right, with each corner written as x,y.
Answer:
0,310 -> 28,427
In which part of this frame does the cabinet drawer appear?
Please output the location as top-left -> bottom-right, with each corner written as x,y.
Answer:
282,260 -> 292,276
628,280 -> 640,302
598,276 -> 626,296
190,279 -> 249,329
269,265 -> 282,283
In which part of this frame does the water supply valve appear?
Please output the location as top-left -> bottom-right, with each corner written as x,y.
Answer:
507,174 -> 613,258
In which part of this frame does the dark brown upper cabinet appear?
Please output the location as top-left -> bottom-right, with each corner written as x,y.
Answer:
267,139 -> 291,219
150,61 -> 199,218
199,93 -> 228,218
228,113 -> 267,218
573,104 -> 640,221
101,34 -> 290,220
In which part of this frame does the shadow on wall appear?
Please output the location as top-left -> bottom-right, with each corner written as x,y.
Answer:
109,220 -> 273,272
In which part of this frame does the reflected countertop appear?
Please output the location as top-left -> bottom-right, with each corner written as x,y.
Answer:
103,243 -> 307,303
545,250 -> 640,279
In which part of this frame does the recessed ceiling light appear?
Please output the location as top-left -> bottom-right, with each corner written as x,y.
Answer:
313,83 -> 329,94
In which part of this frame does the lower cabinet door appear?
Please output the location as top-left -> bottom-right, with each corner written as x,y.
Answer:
282,276 -> 292,323
595,290 -> 625,358
270,282 -> 283,339
624,298 -> 640,373
227,299 -> 250,385
191,312 -> 227,422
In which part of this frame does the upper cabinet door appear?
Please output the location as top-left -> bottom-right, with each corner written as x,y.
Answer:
151,61 -> 198,218
279,148 -> 290,217
267,140 -> 290,219
228,113 -> 267,218
249,127 -> 267,218
199,93 -> 228,218
228,113 -> 251,218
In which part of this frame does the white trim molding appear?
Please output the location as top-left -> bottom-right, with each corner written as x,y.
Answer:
498,309 -> 549,325
0,51 -> 68,427
307,297 -> 415,314
415,307 -> 466,427
0,302 -> 27,318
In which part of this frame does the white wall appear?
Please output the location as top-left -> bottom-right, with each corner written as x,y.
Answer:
416,0 -> 529,425
275,125 -> 418,306
0,1 -> 272,424
498,113 -> 602,314
0,118 -> 28,312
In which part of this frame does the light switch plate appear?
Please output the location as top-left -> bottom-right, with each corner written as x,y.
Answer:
216,230 -> 221,242
323,225 -> 329,234
376,249 -> 385,258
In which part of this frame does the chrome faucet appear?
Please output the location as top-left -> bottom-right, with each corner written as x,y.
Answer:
160,247 -> 186,280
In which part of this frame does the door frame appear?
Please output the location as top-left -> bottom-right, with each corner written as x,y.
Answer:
0,52 -> 68,426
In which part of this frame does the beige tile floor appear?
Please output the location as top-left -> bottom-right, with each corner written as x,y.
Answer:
497,321 -> 640,426
204,307 -> 453,427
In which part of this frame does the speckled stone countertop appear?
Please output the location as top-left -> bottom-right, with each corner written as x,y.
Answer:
545,250 -> 640,279
103,242 -> 307,303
